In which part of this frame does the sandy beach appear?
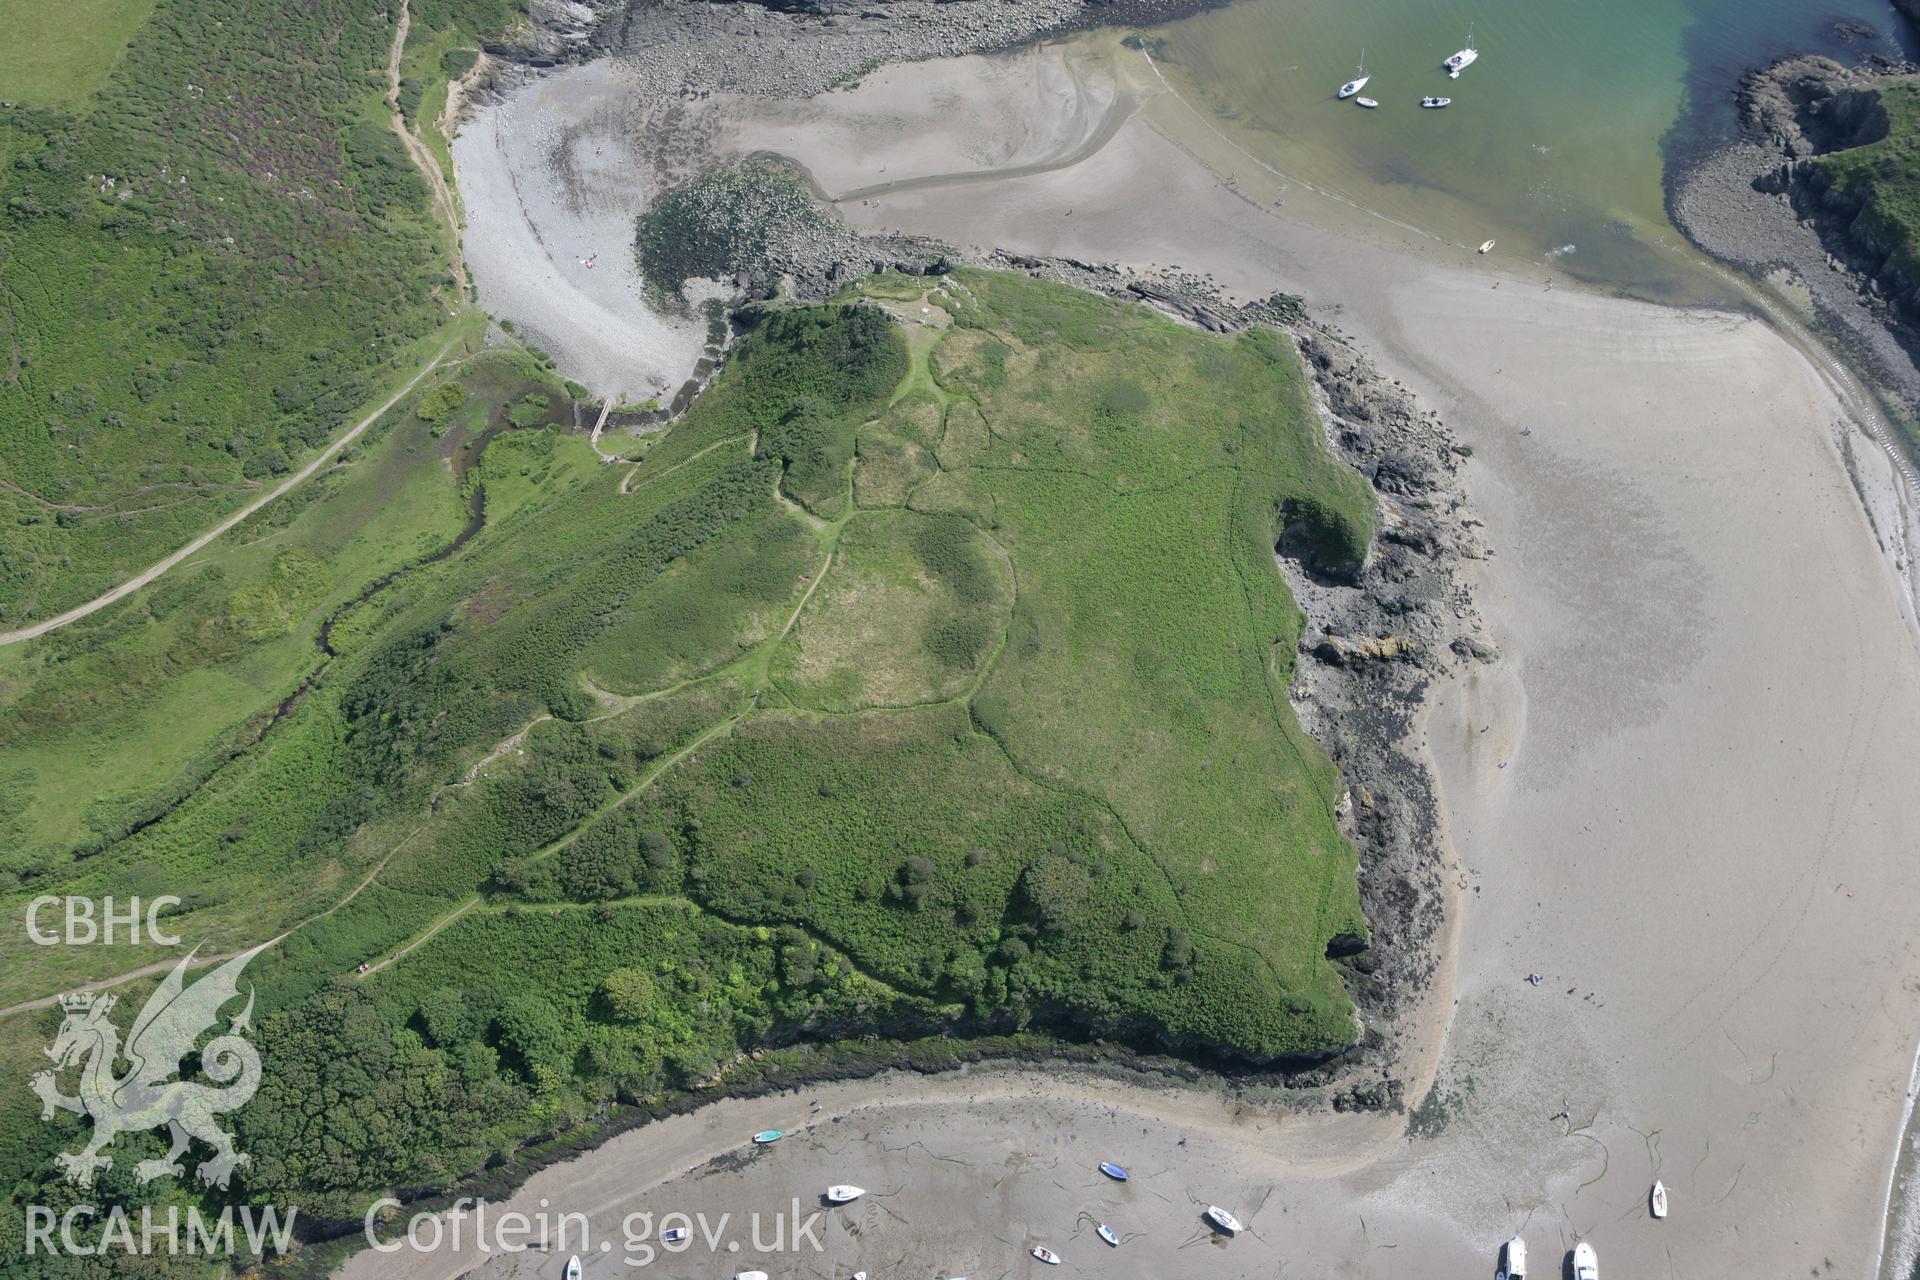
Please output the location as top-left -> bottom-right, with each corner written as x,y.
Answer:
363,30 -> 1920,1280
452,60 -> 713,405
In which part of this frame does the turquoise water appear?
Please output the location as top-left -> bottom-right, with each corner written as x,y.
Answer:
1149,0 -> 1912,295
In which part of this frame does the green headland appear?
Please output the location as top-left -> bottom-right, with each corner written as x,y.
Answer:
0,267 -> 1377,1258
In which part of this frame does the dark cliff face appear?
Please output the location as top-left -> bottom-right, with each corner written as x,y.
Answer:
1739,55 -> 1890,157
1739,57 -> 1920,321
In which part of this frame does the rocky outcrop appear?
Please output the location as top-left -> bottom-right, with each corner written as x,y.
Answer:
1313,634 -> 1415,665
463,0 -> 1236,90
1735,58 -> 1911,312
1737,54 -> 1888,157
1278,327 -> 1489,1078
1670,54 -> 1920,412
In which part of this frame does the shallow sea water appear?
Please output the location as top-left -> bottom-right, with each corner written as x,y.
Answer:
1147,0 -> 1913,297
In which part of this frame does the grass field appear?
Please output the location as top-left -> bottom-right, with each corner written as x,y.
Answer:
0,0 -> 517,628
0,344 -> 570,998
0,0 -> 157,107
1815,76 -> 1920,281
0,273 -> 1379,1268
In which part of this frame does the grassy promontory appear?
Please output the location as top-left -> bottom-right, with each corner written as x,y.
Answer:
0,271 -> 1376,1264
1809,76 -> 1920,282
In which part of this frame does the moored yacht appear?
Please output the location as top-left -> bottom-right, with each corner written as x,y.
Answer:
1338,50 -> 1371,99
1445,24 -> 1478,78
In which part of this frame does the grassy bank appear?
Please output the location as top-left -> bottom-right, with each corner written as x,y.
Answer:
1814,76 -> 1920,281
0,0 -> 514,628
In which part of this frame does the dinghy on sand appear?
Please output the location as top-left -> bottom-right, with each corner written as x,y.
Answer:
828,1185 -> 866,1204
1097,1224 -> 1119,1247
1030,1246 -> 1061,1265
1572,1241 -> 1599,1280
1651,1180 -> 1668,1219
1205,1205 -> 1243,1234
1099,1162 -> 1130,1181
564,1257 -> 582,1280
1500,1235 -> 1527,1278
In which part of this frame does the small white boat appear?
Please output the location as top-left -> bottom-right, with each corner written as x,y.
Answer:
1205,1205 -> 1243,1233
1355,97 -> 1379,109
1421,96 -> 1451,108
736,1273 -> 770,1280
661,1227 -> 690,1244
1502,1234 -> 1527,1278
1478,240 -> 1496,254
564,1257 -> 582,1280
1572,1241 -> 1599,1280
1445,25 -> 1478,79
828,1185 -> 866,1203
1097,1224 -> 1119,1247
1030,1246 -> 1061,1265
1651,1180 -> 1668,1219
1338,50 -> 1371,99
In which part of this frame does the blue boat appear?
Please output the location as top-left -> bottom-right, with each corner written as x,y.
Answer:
752,1130 -> 785,1144
1099,1162 -> 1129,1181
1097,1224 -> 1119,1247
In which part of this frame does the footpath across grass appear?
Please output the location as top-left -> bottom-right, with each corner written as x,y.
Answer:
0,274 -> 1380,1264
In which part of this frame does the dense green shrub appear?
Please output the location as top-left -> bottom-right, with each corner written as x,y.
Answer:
633,160 -> 830,298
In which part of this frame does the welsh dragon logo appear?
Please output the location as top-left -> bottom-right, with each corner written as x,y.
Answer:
31,944 -> 266,1190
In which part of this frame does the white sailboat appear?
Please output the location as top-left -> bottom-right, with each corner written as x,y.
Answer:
1204,1205 -> 1243,1233
1651,1179 -> 1668,1218
828,1185 -> 866,1203
1445,24 -> 1478,78
1338,50 -> 1371,99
